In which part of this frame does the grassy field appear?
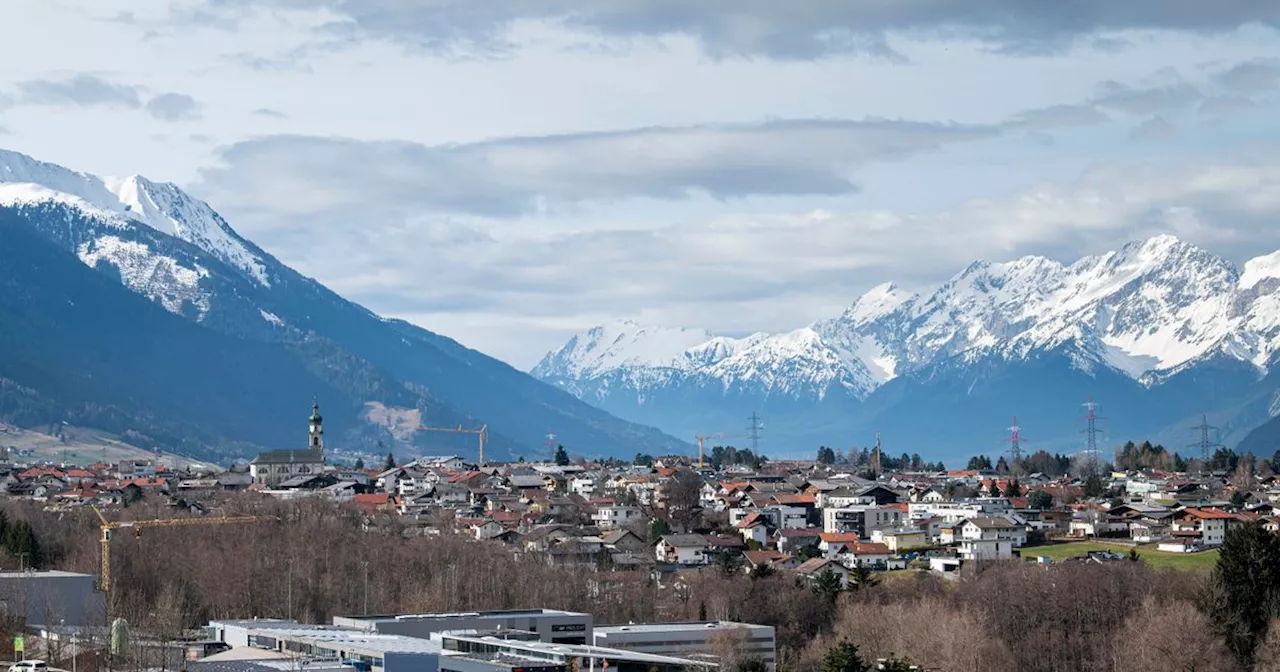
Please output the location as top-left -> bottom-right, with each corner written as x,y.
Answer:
0,424 -> 215,470
1022,540 -> 1220,572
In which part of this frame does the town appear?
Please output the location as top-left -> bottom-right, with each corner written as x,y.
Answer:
0,405 -> 1274,671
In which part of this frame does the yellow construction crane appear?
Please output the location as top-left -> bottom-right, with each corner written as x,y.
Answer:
416,424 -> 489,467
92,506 -> 269,603
695,433 -> 736,470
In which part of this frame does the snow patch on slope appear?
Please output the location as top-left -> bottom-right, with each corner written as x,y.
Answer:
77,235 -> 210,315
105,175 -> 271,286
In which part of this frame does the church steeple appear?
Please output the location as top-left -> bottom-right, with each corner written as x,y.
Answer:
308,401 -> 324,453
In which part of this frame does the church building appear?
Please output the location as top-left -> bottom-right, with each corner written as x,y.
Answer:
249,403 -> 327,486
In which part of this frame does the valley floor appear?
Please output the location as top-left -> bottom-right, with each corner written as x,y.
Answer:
0,423 -> 214,470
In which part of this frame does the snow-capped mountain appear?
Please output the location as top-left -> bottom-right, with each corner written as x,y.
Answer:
0,148 -> 686,461
534,235 -> 1280,459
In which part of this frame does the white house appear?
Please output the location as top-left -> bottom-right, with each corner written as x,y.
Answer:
1171,507 -> 1237,547
959,538 -> 1013,560
656,534 -> 712,565
736,513 -> 772,545
822,506 -> 902,536
592,505 -> 645,530
960,517 -> 1029,548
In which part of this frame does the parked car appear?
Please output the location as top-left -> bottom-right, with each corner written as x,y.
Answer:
9,661 -> 48,672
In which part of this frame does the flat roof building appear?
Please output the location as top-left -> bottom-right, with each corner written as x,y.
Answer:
205,618 -> 713,672
333,609 -> 592,645
0,570 -> 105,628
594,621 -> 776,671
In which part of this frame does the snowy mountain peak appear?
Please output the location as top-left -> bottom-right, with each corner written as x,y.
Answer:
0,148 -> 270,287
533,319 -> 717,378
536,235 -> 1280,406
1242,250 -> 1280,291
105,174 -> 271,286
842,282 -> 915,324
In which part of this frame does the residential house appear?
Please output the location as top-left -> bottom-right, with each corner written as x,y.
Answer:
600,530 -> 649,555
794,558 -> 851,589
736,512 -> 772,545
592,505 -> 644,531
1171,507 -> 1237,548
774,528 -> 823,556
742,551 -> 796,574
874,529 -> 929,553
655,534 -> 713,565
822,506 -> 902,536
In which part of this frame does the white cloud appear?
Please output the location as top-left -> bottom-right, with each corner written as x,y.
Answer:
220,157 -> 1280,366
196,119 -> 996,218
195,0 -> 1280,59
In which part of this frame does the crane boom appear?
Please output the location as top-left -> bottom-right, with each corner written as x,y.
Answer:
695,433 -> 736,470
93,506 -> 269,605
416,424 -> 488,467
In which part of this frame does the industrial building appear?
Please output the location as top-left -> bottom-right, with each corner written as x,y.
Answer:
0,570 -> 106,627
205,616 -> 714,672
594,621 -> 777,671
332,609 -> 592,645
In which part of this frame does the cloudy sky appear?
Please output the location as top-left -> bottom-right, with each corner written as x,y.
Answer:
2,1 -> 1280,367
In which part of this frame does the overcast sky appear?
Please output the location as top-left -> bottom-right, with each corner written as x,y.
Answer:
2,1 -> 1280,367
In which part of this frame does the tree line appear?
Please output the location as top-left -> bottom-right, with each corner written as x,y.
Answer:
816,446 -> 945,473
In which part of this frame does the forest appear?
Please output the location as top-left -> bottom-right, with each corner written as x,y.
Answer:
2,496 -> 1279,671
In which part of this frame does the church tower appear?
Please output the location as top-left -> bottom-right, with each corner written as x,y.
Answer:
308,401 -> 324,454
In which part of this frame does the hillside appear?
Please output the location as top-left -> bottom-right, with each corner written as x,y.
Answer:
0,149 -> 687,462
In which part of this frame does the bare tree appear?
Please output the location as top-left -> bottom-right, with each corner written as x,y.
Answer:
1113,597 -> 1233,672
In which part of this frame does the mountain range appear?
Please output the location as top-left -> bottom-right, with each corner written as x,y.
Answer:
0,148 -> 687,463
533,236 -> 1280,462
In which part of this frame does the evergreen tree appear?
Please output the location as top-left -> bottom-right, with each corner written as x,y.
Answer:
1005,480 -> 1023,497
1083,474 -> 1105,498
697,600 -> 707,621
1231,490 -> 1248,510
734,658 -> 768,672
1027,490 -> 1054,509
822,639 -> 871,672
354,457 -> 365,470
554,445 -> 570,466
383,452 -> 396,470
1208,521 -> 1280,665
714,551 -> 741,577
995,456 -> 1010,474
811,568 -> 844,606
965,455 -> 993,471
649,518 -> 671,542
988,482 -> 1001,497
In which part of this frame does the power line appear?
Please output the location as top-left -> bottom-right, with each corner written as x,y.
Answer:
1189,414 -> 1224,464
746,413 -> 762,455
1079,396 -> 1105,473
1005,414 -> 1024,464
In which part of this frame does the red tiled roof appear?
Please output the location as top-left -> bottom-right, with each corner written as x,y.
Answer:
743,550 -> 791,565
771,494 -> 817,506
735,512 -> 766,528
820,532 -> 861,544
845,542 -> 890,555
1181,507 -> 1237,520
